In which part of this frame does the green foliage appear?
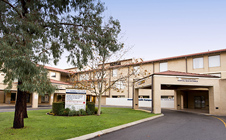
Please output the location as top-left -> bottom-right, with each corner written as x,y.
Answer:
87,102 -> 95,114
52,102 -> 63,115
62,101 -> 65,108
59,108 -> 70,116
86,107 -> 93,115
68,110 -> 78,116
0,0 -> 108,94
79,109 -> 87,116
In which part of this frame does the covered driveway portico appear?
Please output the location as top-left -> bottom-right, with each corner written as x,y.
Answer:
133,71 -> 224,115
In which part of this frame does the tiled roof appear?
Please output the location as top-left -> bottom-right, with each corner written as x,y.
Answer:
44,65 -> 73,74
154,70 -> 219,78
50,79 -> 72,85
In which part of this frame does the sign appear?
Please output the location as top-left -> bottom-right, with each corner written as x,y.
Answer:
138,80 -> 145,85
177,78 -> 198,82
127,98 -> 152,101
65,89 -> 86,111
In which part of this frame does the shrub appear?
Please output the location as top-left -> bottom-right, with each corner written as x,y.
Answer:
68,110 -> 77,116
86,108 -> 93,115
62,101 -> 65,108
59,108 -> 70,116
52,102 -> 63,115
79,109 -> 87,116
87,102 -> 95,114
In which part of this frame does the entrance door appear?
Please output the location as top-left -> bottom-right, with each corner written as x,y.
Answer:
194,96 -> 205,109
11,93 -> 16,103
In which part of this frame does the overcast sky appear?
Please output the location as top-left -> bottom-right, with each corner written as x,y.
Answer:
51,0 -> 226,69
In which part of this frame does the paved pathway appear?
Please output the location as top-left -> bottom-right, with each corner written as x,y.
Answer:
91,109 -> 226,140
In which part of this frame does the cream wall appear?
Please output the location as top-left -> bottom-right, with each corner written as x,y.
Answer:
168,59 -> 186,72
136,75 -> 222,115
48,71 -> 61,81
0,91 -> 4,103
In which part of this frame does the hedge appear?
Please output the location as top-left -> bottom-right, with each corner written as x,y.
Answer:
52,102 -> 64,115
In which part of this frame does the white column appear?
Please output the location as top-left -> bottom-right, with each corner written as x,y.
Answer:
32,92 -> 39,108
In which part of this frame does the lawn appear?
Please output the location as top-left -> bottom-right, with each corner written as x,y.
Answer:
0,107 -> 156,140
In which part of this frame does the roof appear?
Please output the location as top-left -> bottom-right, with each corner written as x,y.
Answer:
63,48 -> 226,74
154,70 -> 220,78
50,79 -> 72,85
44,65 -> 73,74
142,48 -> 226,64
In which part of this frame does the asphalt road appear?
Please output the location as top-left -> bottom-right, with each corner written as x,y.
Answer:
91,109 -> 226,140
0,105 -> 52,112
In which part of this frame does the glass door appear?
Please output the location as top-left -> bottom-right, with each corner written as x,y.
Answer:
194,96 -> 201,109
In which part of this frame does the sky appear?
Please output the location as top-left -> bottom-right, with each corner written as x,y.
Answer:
52,0 -> 226,69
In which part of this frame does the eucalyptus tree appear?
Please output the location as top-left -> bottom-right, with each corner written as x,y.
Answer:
0,0 -> 105,128
72,16 -> 125,116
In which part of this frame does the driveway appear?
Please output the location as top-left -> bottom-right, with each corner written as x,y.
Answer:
0,104 -> 52,112
91,109 -> 226,140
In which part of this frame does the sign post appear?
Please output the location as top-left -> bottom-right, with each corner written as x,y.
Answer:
65,89 -> 86,111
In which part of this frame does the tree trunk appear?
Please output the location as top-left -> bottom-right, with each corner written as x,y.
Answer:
97,94 -> 101,116
23,92 -> 28,118
13,81 -> 25,129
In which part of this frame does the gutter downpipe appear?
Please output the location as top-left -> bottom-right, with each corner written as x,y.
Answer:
128,66 -> 130,98
185,57 -> 188,73
151,74 -> 154,113
152,62 -> 154,113
132,79 -> 134,109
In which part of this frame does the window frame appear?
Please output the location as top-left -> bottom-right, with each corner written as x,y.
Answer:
208,55 -> 220,68
193,57 -> 204,69
133,66 -> 140,75
159,62 -> 168,72
50,72 -> 56,78
112,69 -> 118,77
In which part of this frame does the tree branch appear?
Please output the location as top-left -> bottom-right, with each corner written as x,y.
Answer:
59,22 -> 93,28
1,0 -> 23,18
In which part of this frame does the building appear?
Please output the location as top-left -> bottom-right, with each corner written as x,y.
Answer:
0,66 -> 73,108
1,48 -> 226,115
67,48 -> 226,115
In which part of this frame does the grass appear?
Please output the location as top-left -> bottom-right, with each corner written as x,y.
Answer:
0,107 -> 157,140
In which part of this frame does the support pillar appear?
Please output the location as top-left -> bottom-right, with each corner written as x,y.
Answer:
174,90 -> 177,110
181,93 -> 184,110
49,93 -> 54,105
208,87 -> 215,115
153,82 -> 161,114
133,89 -> 139,109
176,91 -> 181,110
32,92 -> 38,108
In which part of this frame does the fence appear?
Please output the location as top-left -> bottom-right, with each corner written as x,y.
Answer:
106,98 -> 174,108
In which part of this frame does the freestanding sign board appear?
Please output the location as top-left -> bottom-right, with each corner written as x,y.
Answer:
65,89 -> 86,111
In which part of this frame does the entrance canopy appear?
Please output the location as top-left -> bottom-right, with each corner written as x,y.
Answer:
133,71 -> 220,115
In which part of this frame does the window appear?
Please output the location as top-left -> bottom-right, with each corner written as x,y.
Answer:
115,81 -> 125,89
112,69 -> 117,77
209,55 -> 220,67
133,66 -> 140,75
51,72 -> 56,78
160,62 -> 168,72
193,57 -> 203,69
110,62 -> 121,66
95,71 -> 107,79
